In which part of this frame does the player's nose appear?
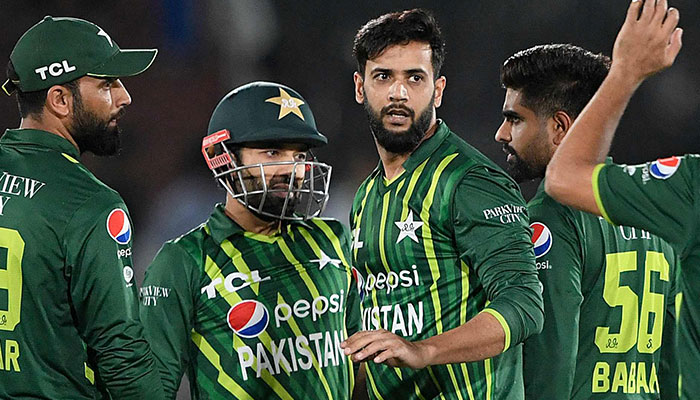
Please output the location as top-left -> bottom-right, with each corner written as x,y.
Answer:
495,121 -> 511,143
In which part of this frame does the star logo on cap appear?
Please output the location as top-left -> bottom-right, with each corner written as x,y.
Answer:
311,250 -> 342,270
97,28 -> 113,47
395,210 -> 423,244
265,88 -> 305,121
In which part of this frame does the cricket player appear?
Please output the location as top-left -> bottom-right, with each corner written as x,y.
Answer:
341,9 -> 544,399
544,1 -> 698,399
0,16 -> 162,398
497,43 -> 679,399
140,81 -> 360,399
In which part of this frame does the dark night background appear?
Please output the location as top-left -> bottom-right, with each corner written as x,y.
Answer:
2,1 -> 698,396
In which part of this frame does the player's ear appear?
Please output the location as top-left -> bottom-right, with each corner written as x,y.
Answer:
44,84 -> 74,119
353,72 -> 364,104
434,76 -> 446,108
551,110 -> 572,146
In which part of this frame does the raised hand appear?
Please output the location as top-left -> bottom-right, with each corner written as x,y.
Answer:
611,0 -> 683,84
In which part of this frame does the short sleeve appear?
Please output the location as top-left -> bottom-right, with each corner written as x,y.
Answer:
593,155 -> 699,251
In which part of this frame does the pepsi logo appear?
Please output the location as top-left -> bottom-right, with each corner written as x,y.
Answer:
351,266 -> 366,300
106,209 -> 131,245
227,300 -> 269,338
650,156 -> 681,180
531,222 -> 553,258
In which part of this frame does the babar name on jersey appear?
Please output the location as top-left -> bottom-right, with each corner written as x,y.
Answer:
591,360 -> 660,394
230,291 -> 348,381
0,338 -> 21,373
357,265 -> 425,337
0,171 -> 46,216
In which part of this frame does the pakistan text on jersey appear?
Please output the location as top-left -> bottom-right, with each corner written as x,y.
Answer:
236,330 -> 347,381
0,171 -> 46,215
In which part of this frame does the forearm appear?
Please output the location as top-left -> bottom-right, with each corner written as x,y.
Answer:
419,312 -> 504,365
546,69 -> 639,213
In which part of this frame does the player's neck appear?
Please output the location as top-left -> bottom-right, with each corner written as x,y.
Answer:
376,121 -> 439,181
224,197 -> 281,236
20,114 -> 79,151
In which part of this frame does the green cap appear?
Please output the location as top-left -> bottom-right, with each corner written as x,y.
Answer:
3,16 -> 157,95
207,81 -> 327,148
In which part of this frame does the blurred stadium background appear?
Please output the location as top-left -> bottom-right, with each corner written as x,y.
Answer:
2,1 -> 699,397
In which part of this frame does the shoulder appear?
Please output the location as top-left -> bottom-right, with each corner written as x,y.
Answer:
149,224 -> 209,272
308,217 -> 351,239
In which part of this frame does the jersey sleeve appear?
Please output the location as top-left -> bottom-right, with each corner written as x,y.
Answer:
452,167 -> 544,351
140,240 -> 198,398
522,199 -> 584,399
63,190 -> 164,399
593,155 -> 699,252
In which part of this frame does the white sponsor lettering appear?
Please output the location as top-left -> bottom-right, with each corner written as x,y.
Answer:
363,265 -> 420,295
274,291 -> 345,328
117,247 -> 132,259
201,270 -> 270,299
0,196 -> 9,216
34,60 -> 76,80
0,172 -> 46,198
482,204 -> 527,224
536,260 -> 552,270
140,285 -> 172,306
618,226 -> 652,241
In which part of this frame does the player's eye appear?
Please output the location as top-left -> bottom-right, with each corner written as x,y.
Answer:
409,74 -> 424,83
294,153 -> 308,162
374,72 -> 389,81
265,150 -> 280,157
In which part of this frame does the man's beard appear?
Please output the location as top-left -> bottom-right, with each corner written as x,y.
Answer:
363,94 -> 434,155
71,96 -> 124,156
502,143 -> 545,183
230,169 -> 302,220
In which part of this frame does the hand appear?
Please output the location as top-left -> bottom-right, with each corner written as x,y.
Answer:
611,0 -> 683,84
341,329 -> 432,369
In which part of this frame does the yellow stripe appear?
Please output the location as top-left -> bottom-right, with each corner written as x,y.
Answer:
419,154 -> 462,396
191,331 -> 254,400
485,358 -> 493,400
427,366 -> 443,393
352,179 -> 376,259
84,364 -> 94,385
62,153 -> 79,163
401,159 -> 430,221
378,191 -> 392,273
202,256 -> 295,397
481,309 -> 511,352
413,382 -> 427,400
383,169 -> 406,186
275,238 -> 334,397
459,260 -> 476,400
277,293 -> 335,399
591,163 -> 614,224
365,365 -> 385,400
310,219 -> 351,267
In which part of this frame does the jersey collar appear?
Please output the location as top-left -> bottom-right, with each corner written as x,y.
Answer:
206,203 -> 313,244
1,128 -> 81,160
402,119 -> 450,173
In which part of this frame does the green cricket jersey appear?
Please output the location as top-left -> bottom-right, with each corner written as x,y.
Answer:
350,121 -> 544,400
140,203 -> 360,399
593,155 -> 700,400
523,181 -> 679,399
0,129 -> 163,398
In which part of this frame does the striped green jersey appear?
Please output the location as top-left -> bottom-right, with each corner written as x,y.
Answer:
593,155 -> 700,400
350,121 -> 544,400
523,181 -> 679,400
140,203 -> 360,399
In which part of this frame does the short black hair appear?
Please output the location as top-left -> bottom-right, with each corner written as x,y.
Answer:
353,8 -> 445,78
501,44 -> 611,119
6,60 -> 80,119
